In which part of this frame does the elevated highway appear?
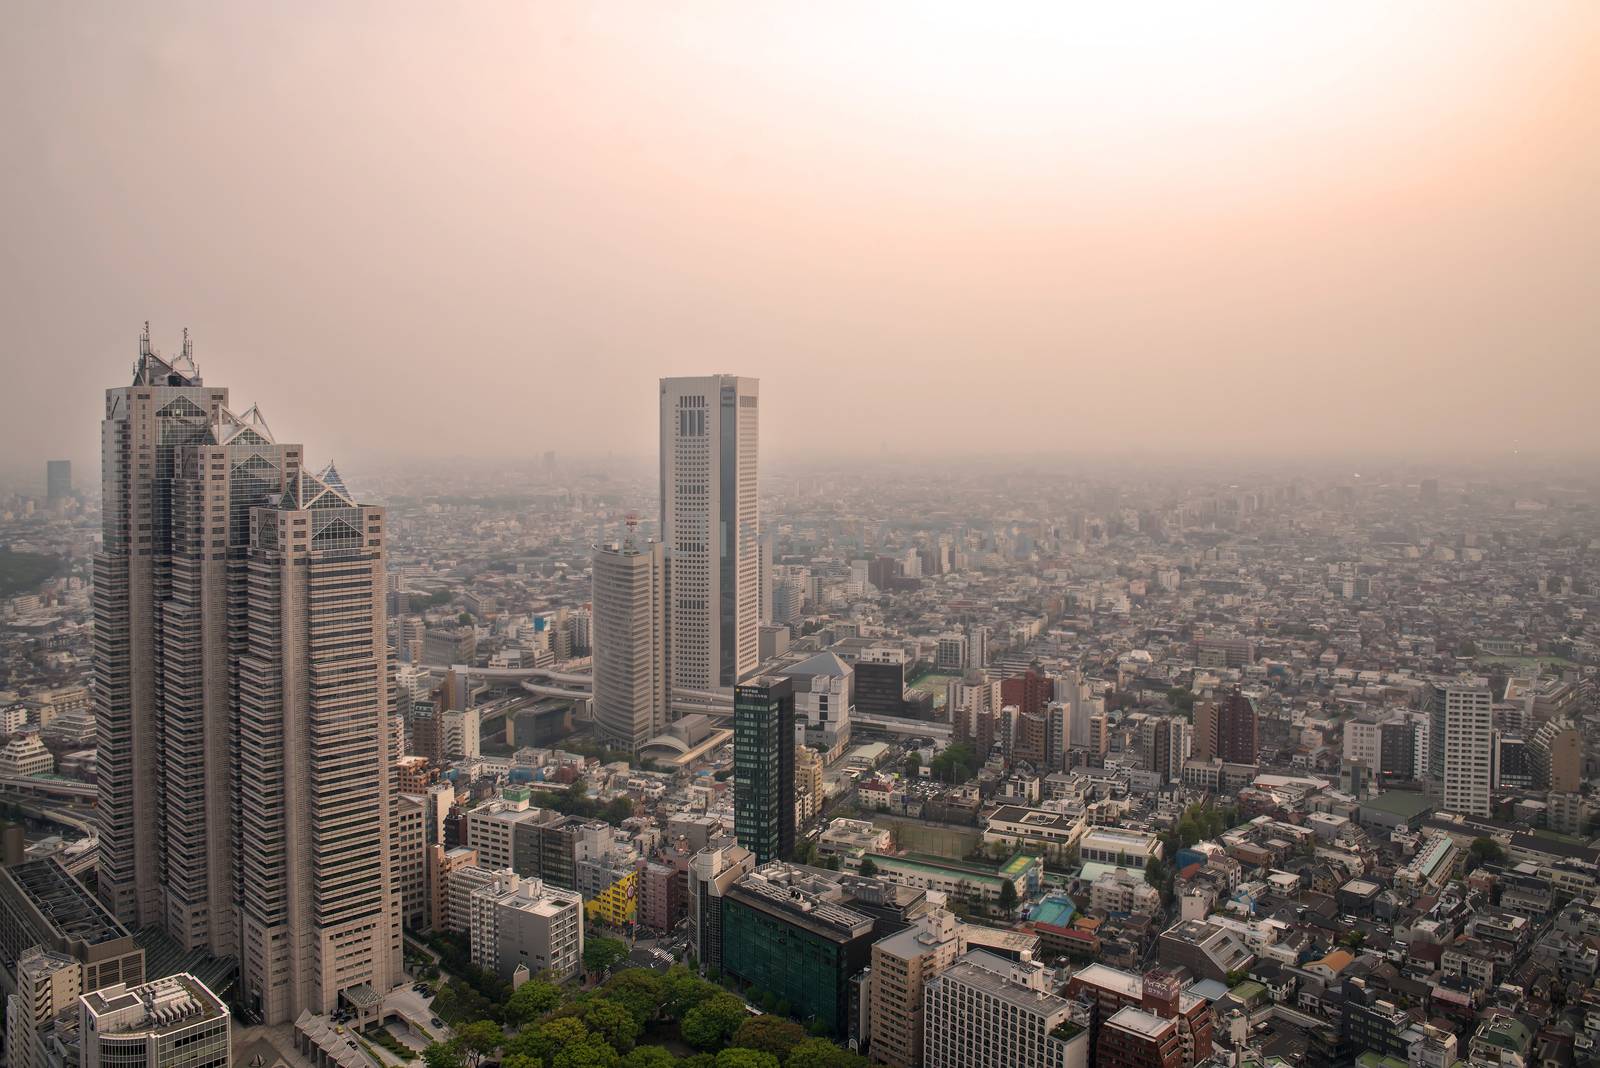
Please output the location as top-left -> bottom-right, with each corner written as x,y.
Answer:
850,713 -> 952,741
422,662 -> 732,717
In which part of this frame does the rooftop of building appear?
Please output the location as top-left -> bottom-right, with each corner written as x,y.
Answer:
1358,791 -> 1434,820
82,973 -> 226,1034
988,805 -> 1080,829
934,950 -> 1069,1015
1070,961 -> 1143,1000
3,859 -> 130,946
17,946 -> 77,981
1027,894 -> 1077,928
1081,826 -> 1160,846
1104,1005 -> 1176,1038
781,651 -> 853,679
866,850 -> 1035,887
726,873 -> 875,942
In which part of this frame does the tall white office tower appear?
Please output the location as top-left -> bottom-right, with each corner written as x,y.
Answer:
1432,681 -> 1495,816
95,327 -> 400,1024
592,519 -> 668,754
659,375 -> 760,693
758,529 -> 775,626
966,624 -> 990,670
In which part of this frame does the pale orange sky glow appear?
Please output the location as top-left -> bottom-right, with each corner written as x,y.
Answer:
2,2 -> 1596,471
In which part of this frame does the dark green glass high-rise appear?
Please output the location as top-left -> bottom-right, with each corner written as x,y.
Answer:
734,676 -> 795,864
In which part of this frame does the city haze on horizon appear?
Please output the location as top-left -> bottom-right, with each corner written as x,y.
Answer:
3,2 -> 1599,475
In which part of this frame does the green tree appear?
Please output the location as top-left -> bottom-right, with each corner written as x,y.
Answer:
681,993 -> 749,1050
584,937 -> 629,977
997,879 -> 1018,911
621,1050 -> 679,1068
732,1016 -> 807,1060
1145,857 -> 1174,905
717,1050 -> 781,1068
662,966 -> 720,1019
579,998 -> 641,1053
552,1039 -> 622,1068
857,856 -> 878,878
505,979 -> 564,1026
1176,817 -> 1201,847
601,797 -> 635,826
1469,837 -> 1507,868
902,755 -> 922,779
600,969 -> 666,1026
784,1038 -> 869,1068
507,1017 -> 589,1066
454,1021 -> 504,1068
930,743 -> 978,784
422,1043 -> 465,1068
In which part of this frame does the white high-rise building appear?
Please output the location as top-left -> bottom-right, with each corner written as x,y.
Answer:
95,329 -> 401,1025
660,375 -> 760,693
1343,719 -> 1381,771
591,526 -> 668,754
967,624 -> 991,670
758,529 -> 775,625
1433,681 -> 1495,816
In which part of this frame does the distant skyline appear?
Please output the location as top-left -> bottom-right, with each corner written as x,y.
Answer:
4,3 -> 1598,472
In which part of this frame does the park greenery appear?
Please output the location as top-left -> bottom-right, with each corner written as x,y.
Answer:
927,742 -> 979,784
0,549 -> 63,599
1144,801 -> 1241,906
419,962 -> 869,1068
530,779 -> 637,827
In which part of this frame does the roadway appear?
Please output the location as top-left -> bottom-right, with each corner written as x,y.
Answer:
420,662 -> 734,717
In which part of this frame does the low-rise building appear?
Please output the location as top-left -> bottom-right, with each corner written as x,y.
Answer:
1156,919 -> 1254,984
865,852 -> 1040,918
1090,868 -> 1161,915
0,735 -> 53,777
983,806 -> 1086,864
1079,828 -> 1162,870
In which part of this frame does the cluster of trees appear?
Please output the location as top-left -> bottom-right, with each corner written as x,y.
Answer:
1171,802 -> 1238,848
791,840 -> 841,871
1144,801 -> 1240,908
422,965 -> 867,1068
928,743 -> 979,784
1466,836 -> 1507,872
559,737 -> 661,772
0,549 -> 63,599
532,780 -> 636,827
584,937 -> 630,976
420,934 -> 514,1025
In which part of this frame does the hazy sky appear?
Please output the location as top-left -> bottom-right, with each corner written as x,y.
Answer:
3,2 -> 1597,474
